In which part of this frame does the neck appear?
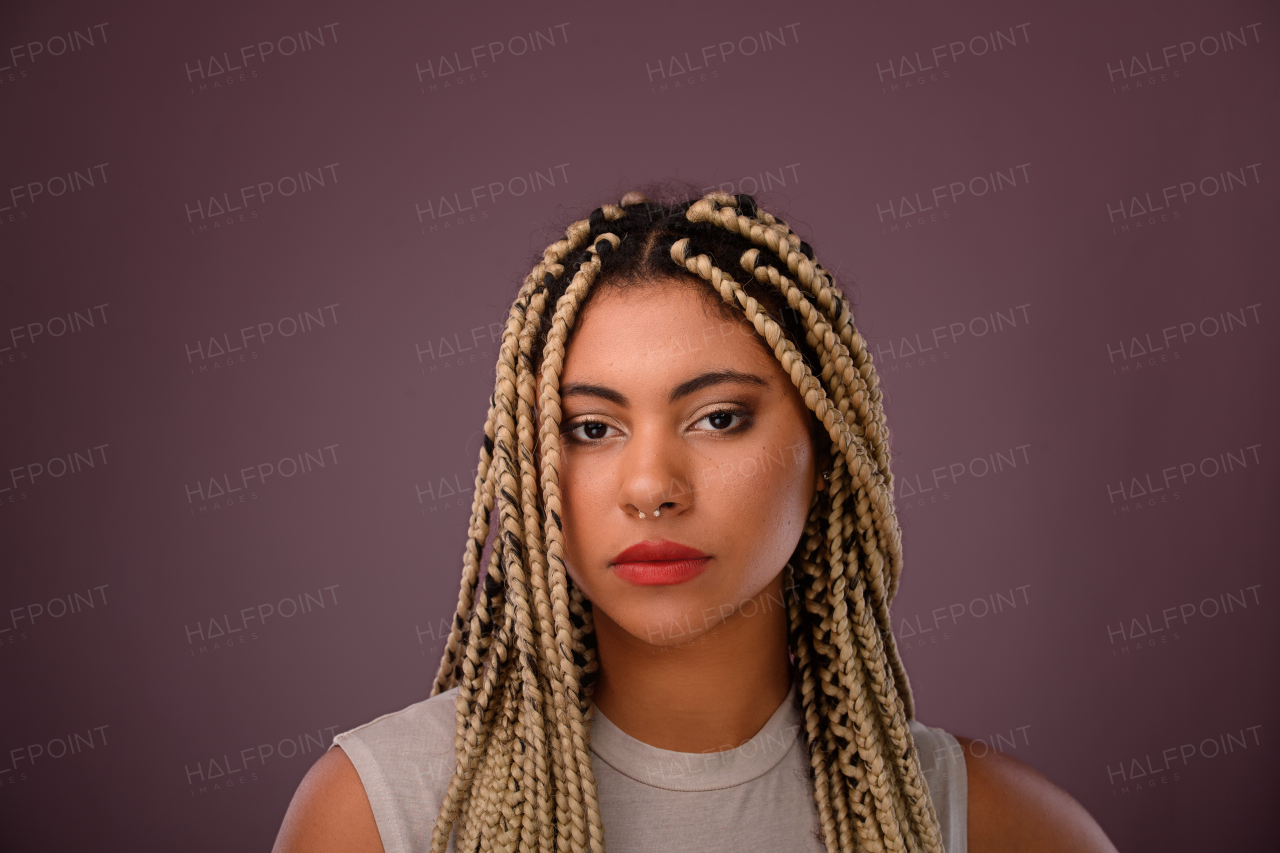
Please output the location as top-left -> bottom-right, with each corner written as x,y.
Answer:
589,574 -> 793,753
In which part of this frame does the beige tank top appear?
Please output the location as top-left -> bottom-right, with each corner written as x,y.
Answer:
333,684 -> 966,853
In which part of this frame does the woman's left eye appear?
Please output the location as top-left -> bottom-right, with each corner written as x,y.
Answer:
693,410 -> 746,432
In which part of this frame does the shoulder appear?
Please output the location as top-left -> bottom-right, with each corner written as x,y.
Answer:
956,736 -> 1118,853
336,687 -> 460,765
271,746 -> 383,853
272,689 -> 461,853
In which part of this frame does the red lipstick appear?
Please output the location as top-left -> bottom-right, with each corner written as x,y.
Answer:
610,540 -> 710,586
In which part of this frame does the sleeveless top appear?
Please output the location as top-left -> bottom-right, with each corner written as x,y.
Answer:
333,684 -> 967,853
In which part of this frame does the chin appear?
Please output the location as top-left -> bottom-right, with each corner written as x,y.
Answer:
571,570 -> 707,645
624,607 -> 721,648
614,576 -> 780,648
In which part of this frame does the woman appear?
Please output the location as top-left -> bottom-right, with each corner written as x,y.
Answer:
274,191 -> 1117,853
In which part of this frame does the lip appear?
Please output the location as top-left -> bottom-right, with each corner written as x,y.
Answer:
610,539 -> 711,586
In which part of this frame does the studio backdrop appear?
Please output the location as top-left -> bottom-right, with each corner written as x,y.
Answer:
1,0 -> 1277,850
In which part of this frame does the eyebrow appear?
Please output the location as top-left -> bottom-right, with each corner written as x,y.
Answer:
560,369 -> 770,407
669,369 -> 769,402
559,382 -> 628,406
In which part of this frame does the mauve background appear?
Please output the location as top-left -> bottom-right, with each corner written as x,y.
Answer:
1,0 -> 1277,850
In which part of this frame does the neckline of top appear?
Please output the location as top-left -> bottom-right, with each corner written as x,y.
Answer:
588,683 -> 802,792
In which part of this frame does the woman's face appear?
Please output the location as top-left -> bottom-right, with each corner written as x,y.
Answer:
556,279 -> 821,648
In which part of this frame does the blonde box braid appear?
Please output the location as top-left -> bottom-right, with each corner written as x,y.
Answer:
427,192 -> 945,853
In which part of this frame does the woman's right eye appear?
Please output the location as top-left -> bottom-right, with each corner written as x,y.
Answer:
569,421 -> 616,441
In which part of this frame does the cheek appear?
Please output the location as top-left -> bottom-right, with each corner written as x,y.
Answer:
558,453 -> 610,573
713,442 -> 814,580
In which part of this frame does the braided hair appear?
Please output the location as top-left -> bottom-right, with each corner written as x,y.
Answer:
428,190 -> 945,853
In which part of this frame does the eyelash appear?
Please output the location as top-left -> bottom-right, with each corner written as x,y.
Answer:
563,407 -> 753,444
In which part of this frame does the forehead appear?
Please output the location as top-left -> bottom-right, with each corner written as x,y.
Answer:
560,280 -> 778,386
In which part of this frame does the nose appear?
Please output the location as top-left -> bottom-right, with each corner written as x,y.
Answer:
616,427 -> 691,520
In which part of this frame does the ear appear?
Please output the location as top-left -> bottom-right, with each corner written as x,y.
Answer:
811,426 -> 832,493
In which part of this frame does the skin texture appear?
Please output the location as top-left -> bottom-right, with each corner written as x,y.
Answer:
271,280 -> 1117,853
